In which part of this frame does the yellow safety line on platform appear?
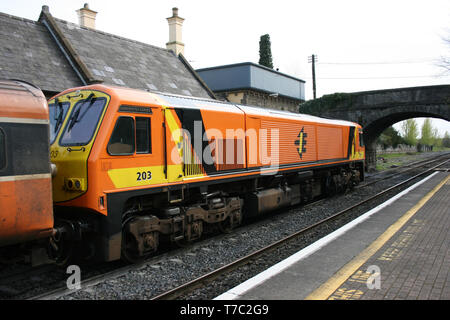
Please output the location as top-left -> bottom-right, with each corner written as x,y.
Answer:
306,173 -> 450,300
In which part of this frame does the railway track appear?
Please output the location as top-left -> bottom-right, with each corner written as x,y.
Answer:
10,154 -> 449,300
5,154 -> 445,299
359,152 -> 450,188
151,158 -> 449,300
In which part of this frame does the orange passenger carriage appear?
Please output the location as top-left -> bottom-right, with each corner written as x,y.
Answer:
0,80 -> 54,248
47,84 -> 365,263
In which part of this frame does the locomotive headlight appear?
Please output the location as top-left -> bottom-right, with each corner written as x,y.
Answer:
64,177 -> 86,192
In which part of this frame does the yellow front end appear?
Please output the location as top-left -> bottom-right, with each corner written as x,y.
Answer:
48,89 -> 110,203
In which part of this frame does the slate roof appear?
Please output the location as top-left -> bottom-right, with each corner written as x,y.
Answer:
52,18 -> 212,98
0,12 -> 82,93
0,7 -> 214,99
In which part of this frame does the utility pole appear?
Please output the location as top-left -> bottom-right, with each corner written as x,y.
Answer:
308,54 -> 318,99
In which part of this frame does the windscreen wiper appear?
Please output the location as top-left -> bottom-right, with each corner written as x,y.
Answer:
67,93 -> 95,132
54,98 -> 64,134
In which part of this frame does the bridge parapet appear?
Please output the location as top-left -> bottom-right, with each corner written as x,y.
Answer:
299,85 -> 450,114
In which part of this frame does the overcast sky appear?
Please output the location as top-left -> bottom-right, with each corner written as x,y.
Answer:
1,0 -> 449,136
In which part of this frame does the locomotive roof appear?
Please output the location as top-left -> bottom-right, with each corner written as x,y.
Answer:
153,90 -> 361,128
56,84 -> 361,129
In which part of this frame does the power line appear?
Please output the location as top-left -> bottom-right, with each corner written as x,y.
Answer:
318,59 -> 435,65
304,74 -> 448,80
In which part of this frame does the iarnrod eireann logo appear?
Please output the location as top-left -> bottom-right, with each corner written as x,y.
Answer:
295,127 -> 307,159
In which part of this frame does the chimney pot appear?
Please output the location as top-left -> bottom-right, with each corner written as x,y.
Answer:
166,8 -> 185,56
77,3 -> 97,29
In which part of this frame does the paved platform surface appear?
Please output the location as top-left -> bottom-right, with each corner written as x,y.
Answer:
216,171 -> 449,300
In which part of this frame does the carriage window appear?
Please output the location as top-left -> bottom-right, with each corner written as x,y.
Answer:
359,132 -> 364,147
0,128 -> 5,169
136,117 -> 151,154
107,117 -> 135,155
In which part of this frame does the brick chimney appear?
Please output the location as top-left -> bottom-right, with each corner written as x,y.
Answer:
77,3 -> 97,29
166,7 -> 185,55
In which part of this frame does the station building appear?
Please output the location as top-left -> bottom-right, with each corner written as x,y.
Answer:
197,62 -> 305,113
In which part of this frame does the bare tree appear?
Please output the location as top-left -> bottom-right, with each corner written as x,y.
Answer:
438,34 -> 450,74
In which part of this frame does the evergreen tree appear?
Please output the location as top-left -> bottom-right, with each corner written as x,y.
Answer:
259,34 -> 273,69
377,126 -> 405,149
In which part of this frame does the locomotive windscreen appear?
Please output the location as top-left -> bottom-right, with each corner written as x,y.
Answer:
48,100 -> 70,144
59,96 -> 107,146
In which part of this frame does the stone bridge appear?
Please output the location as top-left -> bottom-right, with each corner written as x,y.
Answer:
299,85 -> 450,170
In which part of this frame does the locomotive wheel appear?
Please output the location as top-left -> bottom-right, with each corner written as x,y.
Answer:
47,221 -> 79,267
121,229 -> 144,264
174,237 -> 190,248
219,217 -> 233,233
48,239 -> 69,266
325,175 -> 338,196
48,238 -> 81,267
121,216 -> 159,264
219,211 -> 242,234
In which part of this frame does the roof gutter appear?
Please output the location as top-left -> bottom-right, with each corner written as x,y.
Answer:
177,53 -> 217,100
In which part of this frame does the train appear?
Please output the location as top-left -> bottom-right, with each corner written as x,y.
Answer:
0,79 -> 365,265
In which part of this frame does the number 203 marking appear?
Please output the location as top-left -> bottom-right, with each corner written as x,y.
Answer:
137,171 -> 152,181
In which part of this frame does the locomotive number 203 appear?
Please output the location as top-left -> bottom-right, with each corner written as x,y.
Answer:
137,170 -> 152,181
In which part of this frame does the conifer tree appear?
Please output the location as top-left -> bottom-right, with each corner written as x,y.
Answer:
259,34 -> 274,69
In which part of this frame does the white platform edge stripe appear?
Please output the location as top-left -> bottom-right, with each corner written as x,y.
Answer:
214,172 -> 438,300
0,173 -> 51,182
0,117 -> 49,124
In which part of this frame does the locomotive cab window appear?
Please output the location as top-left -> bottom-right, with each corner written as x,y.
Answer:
0,128 -> 5,170
107,116 -> 152,155
359,131 -> 364,147
107,117 -> 135,155
136,117 -> 152,154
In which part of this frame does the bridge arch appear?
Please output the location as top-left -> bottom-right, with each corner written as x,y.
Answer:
299,85 -> 450,170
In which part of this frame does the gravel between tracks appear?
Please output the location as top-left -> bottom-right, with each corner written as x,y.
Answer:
54,152 -> 448,300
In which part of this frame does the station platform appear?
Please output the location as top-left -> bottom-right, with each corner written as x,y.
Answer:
216,171 -> 450,300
